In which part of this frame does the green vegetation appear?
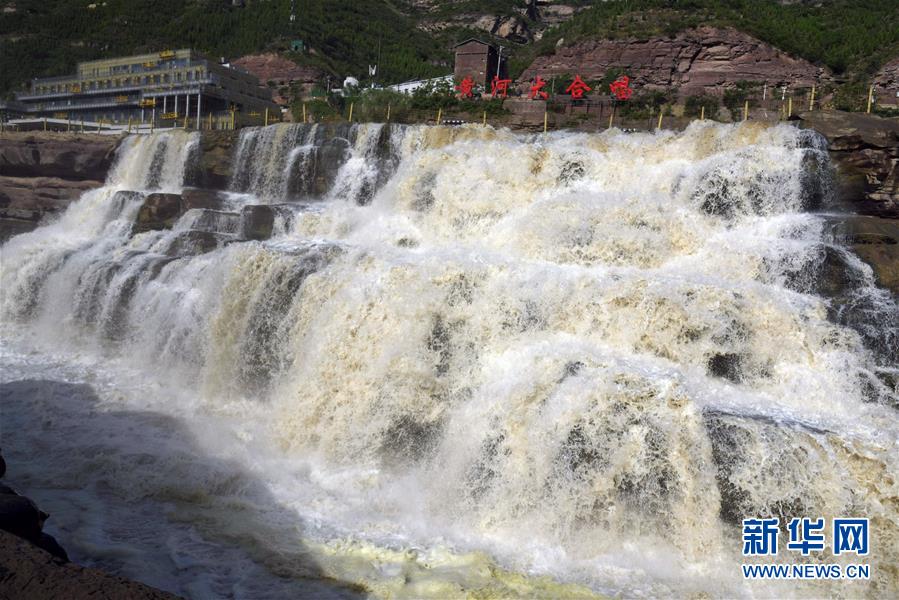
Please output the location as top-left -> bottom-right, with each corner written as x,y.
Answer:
516,0 -> 899,81
684,94 -> 719,119
295,85 -> 509,124
0,0 -> 450,94
1,0 -> 896,97
722,81 -> 761,115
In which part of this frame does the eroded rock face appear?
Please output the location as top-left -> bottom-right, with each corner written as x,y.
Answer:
873,57 -> 899,106
0,176 -> 102,222
522,26 -> 828,97
135,193 -> 183,232
0,133 -> 119,180
798,110 -> 899,218
190,131 -> 238,190
828,215 -> 899,296
0,133 -> 119,234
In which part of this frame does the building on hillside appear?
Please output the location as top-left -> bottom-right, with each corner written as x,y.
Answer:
0,99 -> 27,123
9,49 -> 279,127
453,39 -> 506,89
387,74 -> 454,95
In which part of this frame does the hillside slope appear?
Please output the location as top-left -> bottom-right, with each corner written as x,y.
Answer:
1,0 -> 897,95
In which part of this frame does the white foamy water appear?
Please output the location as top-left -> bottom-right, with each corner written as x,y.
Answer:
1,122 -> 897,599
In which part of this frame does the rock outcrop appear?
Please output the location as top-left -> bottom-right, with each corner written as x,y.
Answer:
0,133 -> 119,181
828,216 -> 899,296
190,130 -> 238,190
522,26 -> 828,97
0,449 -> 177,598
798,110 -> 899,218
0,133 -> 120,235
873,57 -> 899,107
0,530 -> 180,599
232,54 -> 322,104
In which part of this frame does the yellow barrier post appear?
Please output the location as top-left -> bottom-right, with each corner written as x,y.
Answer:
230,109 -> 235,130
657,108 -> 663,130
348,102 -> 354,122
608,108 -> 614,129
866,85 -> 874,114
264,108 -> 269,127
208,112 -> 212,130
809,85 -> 816,111
436,107 -> 442,125
543,109 -> 548,133
482,111 -> 486,126
700,105 -> 705,121
788,96 -> 793,118
743,100 -> 749,122
386,103 -> 391,123
302,103 -> 307,124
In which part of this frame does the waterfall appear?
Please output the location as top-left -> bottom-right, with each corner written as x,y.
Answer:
1,123 -> 896,598
229,122 -> 400,204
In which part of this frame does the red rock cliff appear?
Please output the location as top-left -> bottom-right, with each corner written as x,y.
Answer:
522,26 -> 829,97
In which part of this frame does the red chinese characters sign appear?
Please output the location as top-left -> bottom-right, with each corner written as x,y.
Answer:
455,76 -> 475,99
566,75 -> 591,100
609,75 -> 633,100
530,76 -> 548,100
490,75 -> 512,99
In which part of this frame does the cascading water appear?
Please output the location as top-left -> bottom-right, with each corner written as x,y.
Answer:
1,122 -> 897,598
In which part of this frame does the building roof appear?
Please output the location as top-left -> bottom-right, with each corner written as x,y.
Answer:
453,38 -> 495,50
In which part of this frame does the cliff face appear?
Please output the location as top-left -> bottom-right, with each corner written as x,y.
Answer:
0,133 -> 120,236
798,110 -> 899,219
231,54 -> 322,105
522,26 -> 828,97
874,57 -> 899,106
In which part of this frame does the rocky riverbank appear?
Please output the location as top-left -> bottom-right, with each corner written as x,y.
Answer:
0,133 -> 120,240
0,451 -> 180,599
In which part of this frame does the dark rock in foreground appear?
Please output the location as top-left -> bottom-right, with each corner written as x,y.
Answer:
0,530 -> 181,600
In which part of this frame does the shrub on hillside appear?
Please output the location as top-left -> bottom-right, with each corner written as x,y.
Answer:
685,94 -> 720,119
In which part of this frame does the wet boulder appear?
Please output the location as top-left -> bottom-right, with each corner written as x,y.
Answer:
180,208 -> 241,235
134,193 -> 182,232
181,187 -> 227,212
0,494 -> 46,541
310,135 -> 350,197
240,205 -> 275,240
163,230 -> 232,257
